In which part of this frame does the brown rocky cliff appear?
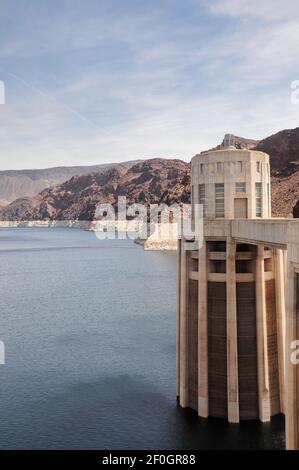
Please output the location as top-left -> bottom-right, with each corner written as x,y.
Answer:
0,158 -> 190,221
0,160 -> 140,205
254,128 -> 299,216
255,128 -> 299,176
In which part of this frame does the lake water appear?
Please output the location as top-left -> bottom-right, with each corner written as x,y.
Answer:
0,228 -> 285,449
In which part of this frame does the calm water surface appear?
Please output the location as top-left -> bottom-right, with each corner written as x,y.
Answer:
0,228 -> 285,449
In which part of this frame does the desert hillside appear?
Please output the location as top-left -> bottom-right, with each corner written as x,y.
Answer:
0,158 -> 190,221
0,160 -> 140,205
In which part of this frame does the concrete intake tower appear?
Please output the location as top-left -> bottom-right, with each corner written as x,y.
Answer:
177,138 -> 286,425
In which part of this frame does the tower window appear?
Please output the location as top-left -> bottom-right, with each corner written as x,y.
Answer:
237,161 -> 243,173
256,161 -> 260,172
200,163 -> 204,174
215,183 -> 225,218
236,182 -> 246,193
199,184 -> 206,217
255,182 -> 262,217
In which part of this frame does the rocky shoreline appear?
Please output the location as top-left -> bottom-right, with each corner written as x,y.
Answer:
0,220 -> 90,229
0,220 -> 178,251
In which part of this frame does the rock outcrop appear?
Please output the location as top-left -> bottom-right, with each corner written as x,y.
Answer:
255,128 -> 299,176
0,158 -> 190,221
253,128 -> 299,217
0,160 -> 140,205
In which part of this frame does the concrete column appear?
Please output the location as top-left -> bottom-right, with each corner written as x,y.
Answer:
274,248 -> 286,414
226,238 -> 239,422
198,241 -> 208,417
225,165 -> 234,219
246,160 -> 253,218
261,164 -> 268,219
179,241 -> 189,408
285,260 -> 299,450
268,170 -> 272,218
176,240 -> 181,398
255,245 -> 271,422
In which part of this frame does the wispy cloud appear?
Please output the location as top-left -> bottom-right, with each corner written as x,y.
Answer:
206,0 -> 299,21
0,0 -> 298,170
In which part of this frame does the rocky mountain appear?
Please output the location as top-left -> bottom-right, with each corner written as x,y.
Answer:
0,160 -> 140,206
2,126 -> 299,221
0,159 -> 190,221
253,128 -> 299,217
255,128 -> 299,176
271,172 -> 299,217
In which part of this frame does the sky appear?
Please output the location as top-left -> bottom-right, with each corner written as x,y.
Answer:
0,0 -> 299,170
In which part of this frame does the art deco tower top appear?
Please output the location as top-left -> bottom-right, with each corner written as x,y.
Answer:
190,135 -> 271,219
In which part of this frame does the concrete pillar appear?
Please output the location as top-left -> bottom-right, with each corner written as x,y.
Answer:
285,260 -> 299,450
268,170 -> 272,218
255,245 -> 271,422
198,241 -> 208,417
176,240 -> 181,398
261,163 -> 268,219
226,238 -> 239,423
274,248 -> 286,414
249,160 -> 255,219
179,241 -> 189,408
225,164 -> 234,219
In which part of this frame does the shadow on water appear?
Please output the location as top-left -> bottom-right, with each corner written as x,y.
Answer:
175,408 -> 285,450
0,374 -> 285,450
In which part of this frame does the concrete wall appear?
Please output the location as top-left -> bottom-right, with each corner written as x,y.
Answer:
191,148 -> 271,219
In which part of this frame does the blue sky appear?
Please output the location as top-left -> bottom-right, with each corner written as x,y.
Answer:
0,0 -> 298,170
